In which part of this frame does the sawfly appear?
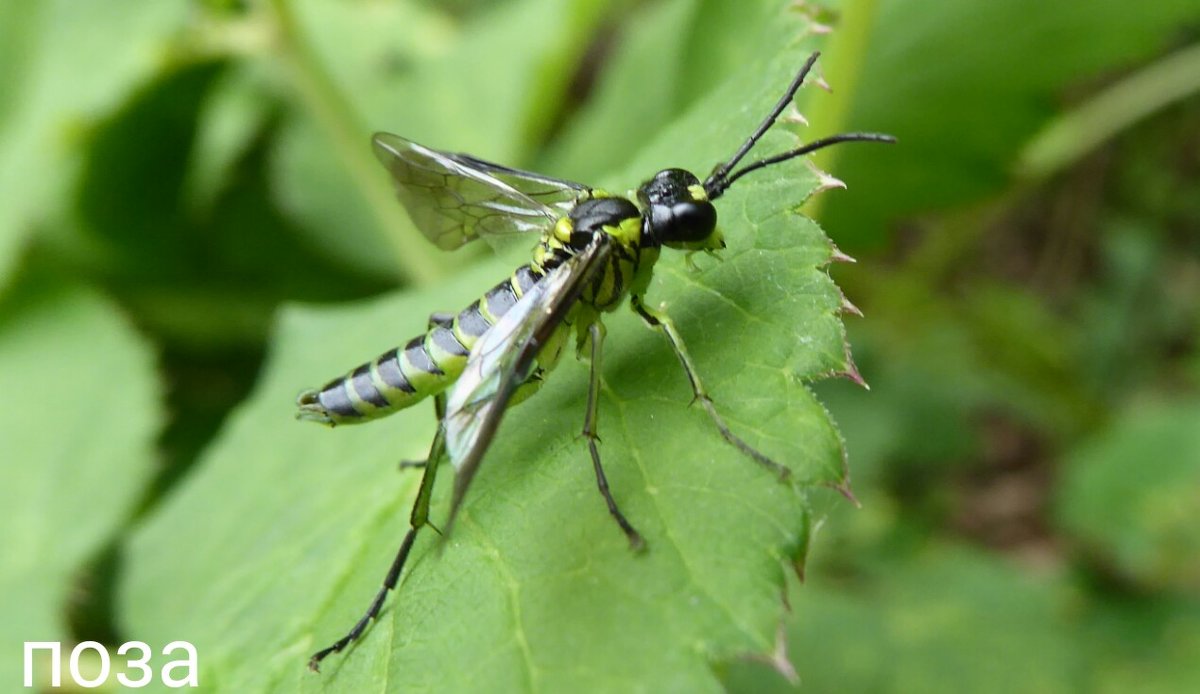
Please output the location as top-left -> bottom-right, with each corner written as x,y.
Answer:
298,51 -> 893,670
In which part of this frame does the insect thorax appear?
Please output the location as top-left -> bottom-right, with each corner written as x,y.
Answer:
534,196 -> 655,313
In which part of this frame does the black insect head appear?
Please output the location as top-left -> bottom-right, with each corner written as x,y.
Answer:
637,169 -> 717,247
639,52 -> 895,249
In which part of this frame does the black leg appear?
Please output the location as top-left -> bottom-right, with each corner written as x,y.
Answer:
307,527 -> 418,671
582,322 -> 645,551
631,296 -> 790,480
310,392 -> 447,672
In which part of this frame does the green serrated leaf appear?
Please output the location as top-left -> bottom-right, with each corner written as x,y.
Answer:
0,277 -> 161,688
122,27 -> 860,692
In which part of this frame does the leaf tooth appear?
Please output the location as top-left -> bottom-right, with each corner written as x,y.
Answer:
827,244 -> 857,265
782,104 -> 809,127
832,340 -> 869,391
832,479 -> 860,507
787,515 -> 814,582
791,551 -> 807,582
803,159 -> 847,194
768,622 -> 800,685
815,172 -> 847,194
738,619 -> 801,685
839,367 -> 869,390
838,293 -> 864,317
788,2 -> 833,36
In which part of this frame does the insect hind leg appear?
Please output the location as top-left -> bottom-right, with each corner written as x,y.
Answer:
310,313 -> 462,669
631,296 -> 790,481
397,395 -> 448,470
309,409 -> 443,671
582,321 -> 645,550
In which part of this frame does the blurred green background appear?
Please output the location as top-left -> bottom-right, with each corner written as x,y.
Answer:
2,0 -> 1199,691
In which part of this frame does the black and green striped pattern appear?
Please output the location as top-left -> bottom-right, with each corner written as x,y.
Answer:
298,198 -> 647,426
297,264 -> 544,425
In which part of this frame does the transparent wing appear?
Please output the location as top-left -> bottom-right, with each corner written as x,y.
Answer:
442,237 -> 613,530
372,132 -> 589,250
449,151 -> 590,216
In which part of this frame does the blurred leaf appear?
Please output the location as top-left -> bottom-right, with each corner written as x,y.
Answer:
544,0 -> 814,182
1075,217 -> 1192,403
268,0 -> 619,282
959,282 -> 1099,435
121,36 -> 864,689
186,65 -> 278,212
0,275 -> 160,687
820,273 -> 1105,486
66,61 -> 390,351
822,0 -> 1200,250
1018,42 -> 1200,180
72,63 -> 221,276
272,113 -> 409,281
1055,400 -> 1200,592
0,0 -> 188,292
723,547 -> 1079,693
542,0 -> 702,181
1082,596 -> 1200,694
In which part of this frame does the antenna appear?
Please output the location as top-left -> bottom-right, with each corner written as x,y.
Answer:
703,51 -> 895,199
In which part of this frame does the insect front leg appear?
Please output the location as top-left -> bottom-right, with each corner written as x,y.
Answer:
630,295 -> 791,480
582,321 -> 645,551
399,311 -> 456,470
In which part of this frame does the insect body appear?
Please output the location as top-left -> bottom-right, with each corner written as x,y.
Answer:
296,194 -> 650,427
299,51 -> 893,671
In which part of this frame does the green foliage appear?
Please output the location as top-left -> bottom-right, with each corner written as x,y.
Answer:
3,0 -> 1199,691
121,37 -> 853,689
0,0 -> 189,292
1057,402 -> 1200,592
544,0 -> 797,181
724,548 -> 1080,693
267,0 -> 620,281
0,275 -> 160,687
821,0 -> 1200,250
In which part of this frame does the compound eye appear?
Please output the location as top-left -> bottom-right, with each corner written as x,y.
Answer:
670,201 -> 716,242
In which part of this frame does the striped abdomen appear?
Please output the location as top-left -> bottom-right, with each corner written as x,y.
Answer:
297,264 -> 543,426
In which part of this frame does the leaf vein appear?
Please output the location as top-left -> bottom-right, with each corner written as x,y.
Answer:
460,513 -> 540,692
607,387 -> 772,652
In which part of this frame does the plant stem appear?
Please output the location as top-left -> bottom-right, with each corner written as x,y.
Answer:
265,0 -> 446,285
1017,41 -> 1200,182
